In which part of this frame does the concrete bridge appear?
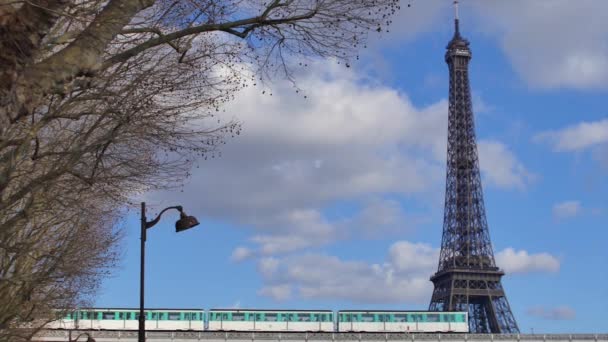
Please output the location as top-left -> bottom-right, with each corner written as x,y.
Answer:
34,331 -> 608,342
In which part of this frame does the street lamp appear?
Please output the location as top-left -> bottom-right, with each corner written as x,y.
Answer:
138,202 -> 199,342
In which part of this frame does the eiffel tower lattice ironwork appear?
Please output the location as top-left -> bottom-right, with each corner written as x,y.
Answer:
428,2 -> 520,334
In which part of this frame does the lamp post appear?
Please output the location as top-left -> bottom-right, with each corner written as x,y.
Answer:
139,202 -> 199,342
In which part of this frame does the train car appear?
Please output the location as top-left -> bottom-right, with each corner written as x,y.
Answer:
45,308 -> 205,331
337,311 -> 468,333
207,309 -> 334,332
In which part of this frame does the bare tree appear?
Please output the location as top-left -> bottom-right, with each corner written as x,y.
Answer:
0,0 -> 401,338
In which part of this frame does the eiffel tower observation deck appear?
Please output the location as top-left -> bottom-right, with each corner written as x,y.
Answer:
428,1 -> 520,334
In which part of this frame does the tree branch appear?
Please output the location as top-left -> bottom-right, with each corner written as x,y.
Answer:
104,9 -> 318,67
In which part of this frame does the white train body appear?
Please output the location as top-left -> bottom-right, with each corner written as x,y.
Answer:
337,311 -> 468,333
45,308 -> 468,333
207,309 -> 334,332
45,308 -> 204,331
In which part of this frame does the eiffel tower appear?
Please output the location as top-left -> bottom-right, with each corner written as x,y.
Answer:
428,2 -> 520,334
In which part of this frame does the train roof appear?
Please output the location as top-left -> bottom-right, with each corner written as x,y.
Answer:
337,310 -> 467,313
210,309 -> 333,312
66,307 -> 204,311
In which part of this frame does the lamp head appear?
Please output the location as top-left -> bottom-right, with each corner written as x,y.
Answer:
175,211 -> 199,232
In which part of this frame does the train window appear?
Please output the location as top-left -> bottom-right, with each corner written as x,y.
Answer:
361,314 -> 374,322
289,313 -> 298,322
102,312 -> 115,320
184,313 -> 190,320
255,313 -> 264,321
151,312 -> 159,320
300,314 -> 310,322
232,313 -> 245,321
427,314 -> 439,322
266,313 -> 278,322
412,314 -> 424,322
394,314 -> 407,322
168,312 -> 181,320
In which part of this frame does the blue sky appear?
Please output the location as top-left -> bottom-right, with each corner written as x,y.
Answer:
96,1 -> 608,334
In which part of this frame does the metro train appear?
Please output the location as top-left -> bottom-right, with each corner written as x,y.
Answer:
46,308 -> 469,333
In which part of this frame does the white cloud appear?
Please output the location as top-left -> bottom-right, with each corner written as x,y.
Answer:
534,119 -> 608,152
257,285 -> 291,301
231,247 -> 254,262
384,1 -> 608,89
495,248 -> 560,274
149,62 -> 450,255
478,140 -> 535,190
257,258 -> 280,278
337,198 -> 417,239
526,306 -> 576,320
256,243 -> 560,303
388,241 -> 439,274
552,201 -> 582,220
250,209 -> 336,255
257,241 -> 437,303
149,61 -> 531,259
469,0 -> 608,89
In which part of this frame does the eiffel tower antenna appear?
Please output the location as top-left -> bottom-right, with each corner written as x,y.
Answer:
427,4 -> 520,334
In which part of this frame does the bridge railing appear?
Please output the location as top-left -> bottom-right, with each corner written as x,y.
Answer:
34,330 -> 608,342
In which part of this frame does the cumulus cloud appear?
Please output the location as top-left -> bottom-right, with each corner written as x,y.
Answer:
478,140 -> 536,190
148,62 -> 454,256
257,241 -> 438,303
250,209 -> 336,255
148,61 -> 532,257
256,242 -> 560,303
552,201 -> 582,220
384,1 -> 608,89
336,198 -> 419,239
257,258 -> 280,278
526,306 -> 576,320
534,119 -> 608,152
231,247 -> 254,262
495,248 -> 560,274
258,285 -> 292,301
388,241 -> 439,274
469,0 -> 608,89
